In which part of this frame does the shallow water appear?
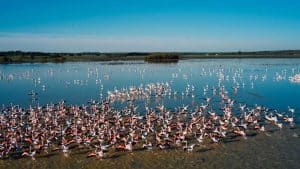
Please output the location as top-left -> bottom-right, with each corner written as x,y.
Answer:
0,128 -> 299,169
1,59 -> 299,114
0,58 -> 300,169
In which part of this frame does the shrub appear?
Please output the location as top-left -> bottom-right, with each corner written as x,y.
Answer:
144,53 -> 179,63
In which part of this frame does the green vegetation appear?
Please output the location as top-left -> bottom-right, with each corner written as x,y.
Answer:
1,50 -> 300,64
144,53 -> 179,63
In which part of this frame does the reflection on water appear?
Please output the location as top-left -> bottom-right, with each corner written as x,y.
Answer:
1,59 -> 299,115
0,58 -> 300,169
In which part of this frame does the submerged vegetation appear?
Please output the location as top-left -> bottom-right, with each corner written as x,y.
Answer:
1,50 -> 300,64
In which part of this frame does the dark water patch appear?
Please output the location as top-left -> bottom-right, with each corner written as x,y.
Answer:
107,153 -> 123,159
196,147 -> 213,153
71,149 -> 91,155
39,153 -> 58,159
266,128 -> 280,133
100,61 -> 145,65
247,91 -> 264,98
246,132 -> 258,137
222,138 -> 241,144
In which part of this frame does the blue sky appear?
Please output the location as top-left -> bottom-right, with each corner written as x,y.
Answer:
0,0 -> 300,52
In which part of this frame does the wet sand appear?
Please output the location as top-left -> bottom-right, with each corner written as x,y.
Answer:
1,128 -> 299,169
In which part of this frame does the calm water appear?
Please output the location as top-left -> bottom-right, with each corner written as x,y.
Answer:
0,58 -> 300,169
1,59 -> 299,116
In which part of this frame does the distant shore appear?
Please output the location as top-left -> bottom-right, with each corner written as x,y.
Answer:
1,50 -> 300,64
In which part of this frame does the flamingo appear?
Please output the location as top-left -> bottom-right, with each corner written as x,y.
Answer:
22,147 -> 36,160
125,142 -> 133,151
142,141 -> 153,150
183,141 -> 196,153
196,134 -> 204,144
87,149 -> 104,159
288,106 -> 295,113
62,144 -> 70,157
239,104 -> 246,111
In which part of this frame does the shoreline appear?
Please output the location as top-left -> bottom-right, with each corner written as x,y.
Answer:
0,127 -> 299,169
1,55 -> 300,64
1,50 -> 300,64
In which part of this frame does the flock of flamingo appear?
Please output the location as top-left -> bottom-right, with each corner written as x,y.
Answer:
289,73 -> 300,83
0,81 -> 296,161
0,61 -> 299,161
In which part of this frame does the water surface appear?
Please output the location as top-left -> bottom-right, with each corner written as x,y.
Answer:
0,58 -> 300,169
0,59 -> 299,116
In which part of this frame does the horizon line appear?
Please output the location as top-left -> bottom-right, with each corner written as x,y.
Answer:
1,49 -> 300,54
